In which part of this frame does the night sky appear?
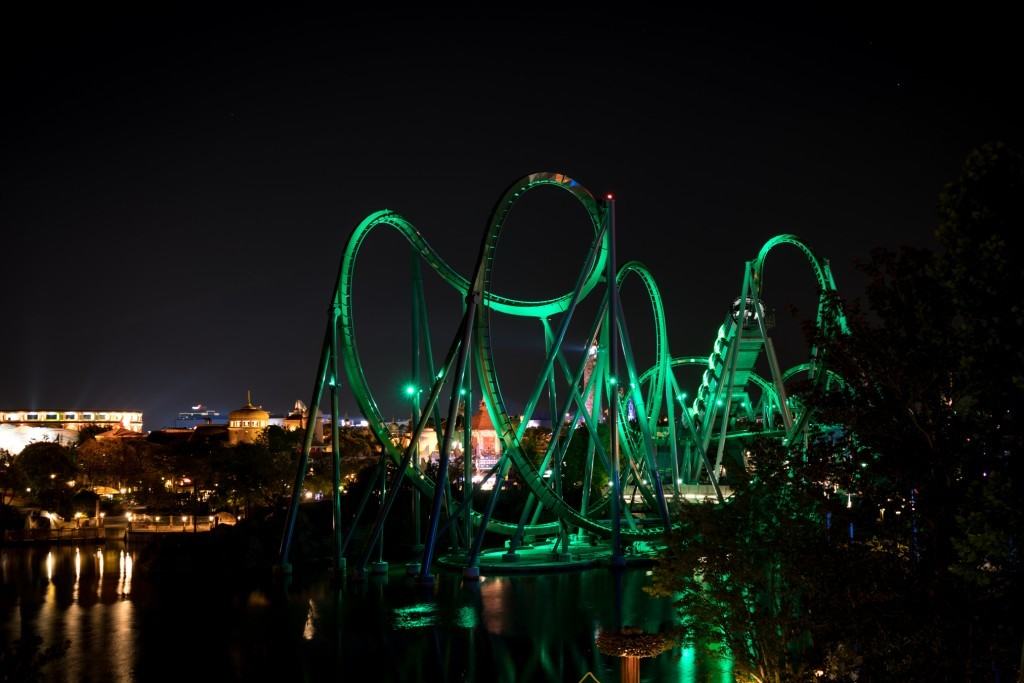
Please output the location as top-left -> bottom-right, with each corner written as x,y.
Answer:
1,9 -> 1020,429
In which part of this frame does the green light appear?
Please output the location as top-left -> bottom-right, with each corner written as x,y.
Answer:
392,603 -> 438,630
454,605 -> 478,629
860,462 -> 868,469
295,172 -> 848,549
716,399 -> 724,407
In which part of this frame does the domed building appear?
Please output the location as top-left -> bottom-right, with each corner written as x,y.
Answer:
228,392 -> 270,445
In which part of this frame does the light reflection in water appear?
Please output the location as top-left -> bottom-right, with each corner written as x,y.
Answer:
392,602 -> 438,630
1,548 -> 728,683
303,599 -> 317,640
478,577 -> 507,634
73,547 -> 81,602
97,548 -> 104,598
118,549 -> 133,596
678,646 -> 697,683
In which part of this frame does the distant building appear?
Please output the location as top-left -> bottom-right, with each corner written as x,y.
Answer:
1,409 -> 143,433
406,401 -> 500,472
269,399 -> 309,432
470,400 -> 501,471
227,392 -> 270,445
175,405 -> 223,429
0,424 -> 78,454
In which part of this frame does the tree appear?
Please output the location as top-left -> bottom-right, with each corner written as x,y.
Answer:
15,442 -> 76,494
817,143 -> 1024,678
650,144 -> 1024,681
75,438 -> 148,491
0,449 -> 28,505
75,424 -> 109,445
210,433 -> 295,516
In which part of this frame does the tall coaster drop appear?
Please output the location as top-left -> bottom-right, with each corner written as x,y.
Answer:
277,172 -> 848,581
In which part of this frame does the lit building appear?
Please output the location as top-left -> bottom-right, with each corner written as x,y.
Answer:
175,405 -> 223,428
272,400 -> 309,432
1,409 -> 143,432
470,400 -> 501,462
227,392 -> 270,445
0,424 -> 78,454
400,401 -> 500,472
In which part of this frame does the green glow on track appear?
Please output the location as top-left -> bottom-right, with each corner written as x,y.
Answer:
293,171 -> 849,549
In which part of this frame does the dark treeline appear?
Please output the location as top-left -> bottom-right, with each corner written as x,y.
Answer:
649,144 -> 1024,681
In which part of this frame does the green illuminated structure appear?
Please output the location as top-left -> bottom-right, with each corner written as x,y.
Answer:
277,172 -> 847,579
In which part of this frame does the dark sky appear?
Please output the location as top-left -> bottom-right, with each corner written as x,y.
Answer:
1,9 -> 1020,429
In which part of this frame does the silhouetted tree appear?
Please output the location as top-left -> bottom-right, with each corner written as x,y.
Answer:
650,144 -> 1024,681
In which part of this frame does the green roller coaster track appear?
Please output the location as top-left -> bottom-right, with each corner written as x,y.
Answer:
277,172 -> 848,579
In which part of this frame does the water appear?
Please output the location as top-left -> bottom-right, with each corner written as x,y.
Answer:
0,544 -> 733,682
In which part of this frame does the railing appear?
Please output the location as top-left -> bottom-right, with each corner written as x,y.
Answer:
2,527 -> 103,543
127,521 -> 215,533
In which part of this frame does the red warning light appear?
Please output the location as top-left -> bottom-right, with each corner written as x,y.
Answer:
606,193 -> 615,200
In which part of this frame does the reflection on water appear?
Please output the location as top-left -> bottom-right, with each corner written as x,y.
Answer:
1,545 -> 733,682
1,545 -> 136,683
303,599 -> 317,641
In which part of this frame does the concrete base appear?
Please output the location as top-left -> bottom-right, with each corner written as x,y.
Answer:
437,538 -> 660,575
610,554 -> 627,569
418,573 -> 436,586
462,565 -> 481,580
370,561 -> 389,575
405,561 -> 421,577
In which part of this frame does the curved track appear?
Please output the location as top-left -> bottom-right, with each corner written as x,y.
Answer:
279,172 -> 848,572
